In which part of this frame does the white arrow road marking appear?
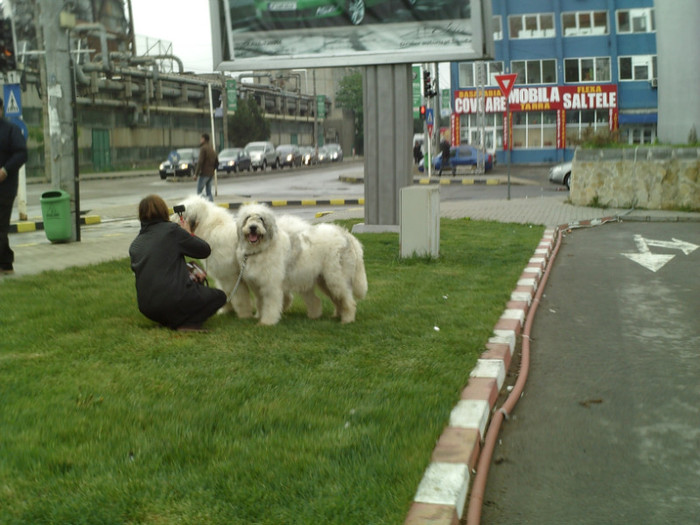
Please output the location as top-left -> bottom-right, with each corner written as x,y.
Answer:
622,234 -> 676,272
644,238 -> 699,255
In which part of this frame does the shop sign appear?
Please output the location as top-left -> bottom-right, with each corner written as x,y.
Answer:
451,113 -> 460,146
454,84 -> 618,114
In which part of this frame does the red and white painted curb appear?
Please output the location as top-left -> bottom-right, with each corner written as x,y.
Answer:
404,228 -> 557,525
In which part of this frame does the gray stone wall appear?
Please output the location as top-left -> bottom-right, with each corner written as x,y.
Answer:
570,148 -> 700,211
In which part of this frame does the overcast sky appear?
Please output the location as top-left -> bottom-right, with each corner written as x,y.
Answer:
130,0 -> 214,73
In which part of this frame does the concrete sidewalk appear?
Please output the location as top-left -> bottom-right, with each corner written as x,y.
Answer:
6,193 -> 699,279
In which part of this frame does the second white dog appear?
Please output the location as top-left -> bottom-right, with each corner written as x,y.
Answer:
236,203 -> 368,325
176,196 -> 254,318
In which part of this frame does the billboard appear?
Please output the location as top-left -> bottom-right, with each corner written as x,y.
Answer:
210,0 -> 494,71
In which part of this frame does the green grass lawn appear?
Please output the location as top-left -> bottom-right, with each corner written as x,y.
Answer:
0,219 -> 543,524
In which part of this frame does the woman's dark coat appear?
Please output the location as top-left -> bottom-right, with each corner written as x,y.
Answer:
129,220 -> 225,329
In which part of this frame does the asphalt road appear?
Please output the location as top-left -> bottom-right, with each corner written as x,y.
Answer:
20,161 -> 562,221
22,161 -> 367,220
481,221 -> 700,524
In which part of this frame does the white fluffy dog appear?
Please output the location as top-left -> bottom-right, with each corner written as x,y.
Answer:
175,196 -> 254,318
236,203 -> 368,325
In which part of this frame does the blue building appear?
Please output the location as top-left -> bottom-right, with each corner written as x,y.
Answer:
450,0 -> 658,164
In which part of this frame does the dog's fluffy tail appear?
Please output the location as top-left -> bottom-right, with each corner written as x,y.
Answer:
348,233 -> 368,299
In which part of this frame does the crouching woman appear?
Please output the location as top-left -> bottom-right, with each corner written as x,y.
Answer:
129,194 -> 226,332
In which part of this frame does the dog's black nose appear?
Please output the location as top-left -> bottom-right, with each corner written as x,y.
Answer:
249,225 -> 257,233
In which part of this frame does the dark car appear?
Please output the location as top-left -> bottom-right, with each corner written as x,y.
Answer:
325,143 -> 344,162
159,148 -> 199,179
218,148 -> 252,173
432,144 -> 494,174
276,144 -> 303,168
300,146 -> 318,166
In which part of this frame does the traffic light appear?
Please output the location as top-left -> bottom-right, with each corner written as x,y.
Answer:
423,70 -> 432,98
419,105 -> 426,119
0,18 -> 17,72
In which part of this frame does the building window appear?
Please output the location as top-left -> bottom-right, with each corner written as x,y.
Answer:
461,113 -> 502,152
493,16 -> 502,40
620,126 -> 655,144
458,61 -> 504,87
619,55 -> 656,81
564,57 -> 611,83
512,111 -> 557,149
617,8 -> 655,33
511,59 -> 557,85
562,10 -> 609,36
508,13 -> 555,39
566,110 -> 609,145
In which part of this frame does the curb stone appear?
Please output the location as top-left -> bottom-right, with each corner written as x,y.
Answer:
403,227 -> 557,525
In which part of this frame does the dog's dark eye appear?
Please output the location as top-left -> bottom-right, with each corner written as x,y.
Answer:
259,217 -> 265,227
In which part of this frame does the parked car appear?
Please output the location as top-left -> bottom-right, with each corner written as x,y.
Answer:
245,141 -> 279,171
430,144 -> 494,174
276,144 -> 303,168
317,146 -> 332,164
325,143 -> 344,162
300,146 -> 318,166
158,148 -> 198,179
548,161 -> 573,189
218,148 -> 251,173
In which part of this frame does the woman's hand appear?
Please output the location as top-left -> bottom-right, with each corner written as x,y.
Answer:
178,216 -> 192,234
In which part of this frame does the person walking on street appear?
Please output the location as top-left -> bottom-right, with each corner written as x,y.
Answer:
195,133 -> 217,202
438,139 -> 451,177
0,97 -> 28,276
413,141 -> 423,165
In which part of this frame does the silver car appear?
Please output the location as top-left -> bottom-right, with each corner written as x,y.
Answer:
548,161 -> 572,190
245,141 -> 279,171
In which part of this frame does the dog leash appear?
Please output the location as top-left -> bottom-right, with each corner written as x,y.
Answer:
227,253 -> 252,303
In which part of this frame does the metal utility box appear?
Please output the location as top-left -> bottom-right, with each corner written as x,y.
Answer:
400,186 -> 440,258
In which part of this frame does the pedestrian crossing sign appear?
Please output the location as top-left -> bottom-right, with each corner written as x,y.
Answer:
3,84 -> 22,117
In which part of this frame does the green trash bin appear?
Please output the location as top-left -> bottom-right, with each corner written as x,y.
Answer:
40,190 -> 72,243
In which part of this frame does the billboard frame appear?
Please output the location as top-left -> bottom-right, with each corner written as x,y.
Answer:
210,0 -> 494,71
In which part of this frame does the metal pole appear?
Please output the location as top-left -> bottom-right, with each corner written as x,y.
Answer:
507,104 -> 511,200
17,166 -> 27,221
313,70 -> 317,148
69,43 -> 81,241
208,83 -> 217,197
221,74 -> 229,150
425,64 -> 432,178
